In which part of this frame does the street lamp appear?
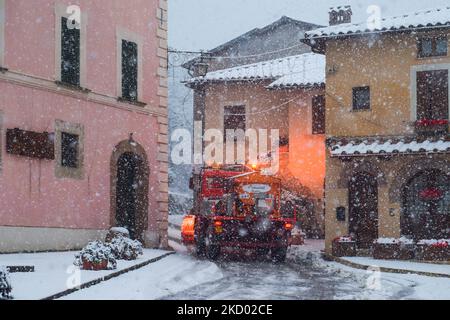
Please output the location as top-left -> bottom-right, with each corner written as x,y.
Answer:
193,51 -> 210,77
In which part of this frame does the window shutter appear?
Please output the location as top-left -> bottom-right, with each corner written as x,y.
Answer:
61,17 -> 80,86
122,40 -> 138,101
312,95 -> 326,134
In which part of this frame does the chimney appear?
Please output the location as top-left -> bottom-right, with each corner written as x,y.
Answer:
329,5 -> 352,26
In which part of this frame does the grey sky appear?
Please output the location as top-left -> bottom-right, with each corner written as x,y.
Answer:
168,0 -> 450,51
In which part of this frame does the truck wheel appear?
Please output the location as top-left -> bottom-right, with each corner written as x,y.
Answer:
196,235 -> 206,257
271,246 -> 287,263
256,248 -> 269,260
206,244 -> 221,261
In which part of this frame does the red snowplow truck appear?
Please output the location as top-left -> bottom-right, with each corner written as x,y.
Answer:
181,165 -> 295,262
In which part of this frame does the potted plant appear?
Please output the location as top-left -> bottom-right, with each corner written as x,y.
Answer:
415,119 -> 449,135
373,237 -> 414,260
107,234 -> 143,261
74,241 -> 117,271
416,239 -> 449,261
332,236 -> 356,257
0,266 -> 13,300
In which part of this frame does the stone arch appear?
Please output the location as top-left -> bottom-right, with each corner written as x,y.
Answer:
401,168 -> 450,239
389,158 -> 450,203
337,159 -> 387,189
110,139 -> 150,243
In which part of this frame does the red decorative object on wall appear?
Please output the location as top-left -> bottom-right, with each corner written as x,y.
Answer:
6,128 -> 55,160
415,119 -> 449,127
418,187 -> 443,201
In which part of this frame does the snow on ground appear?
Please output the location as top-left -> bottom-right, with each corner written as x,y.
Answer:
288,244 -> 450,300
343,257 -> 450,276
61,254 -> 223,300
1,249 -> 168,300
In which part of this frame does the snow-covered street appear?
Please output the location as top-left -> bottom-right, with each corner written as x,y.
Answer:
2,238 -> 449,300
163,247 -> 449,300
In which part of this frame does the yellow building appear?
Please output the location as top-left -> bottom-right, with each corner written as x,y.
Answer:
303,7 -> 450,255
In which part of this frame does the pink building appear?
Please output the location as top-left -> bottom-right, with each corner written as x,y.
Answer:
0,0 -> 169,252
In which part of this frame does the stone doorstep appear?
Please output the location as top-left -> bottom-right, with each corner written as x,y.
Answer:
323,253 -> 450,278
41,252 -> 175,300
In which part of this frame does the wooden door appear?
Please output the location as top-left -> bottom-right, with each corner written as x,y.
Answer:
349,172 -> 379,249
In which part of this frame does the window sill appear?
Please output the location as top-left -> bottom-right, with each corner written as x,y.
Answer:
416,54 -> 448,60
55,81 -> 91,94
350,108 -> 371,113
117,97 -> 147,107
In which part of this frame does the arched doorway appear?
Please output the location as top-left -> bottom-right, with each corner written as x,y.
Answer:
111,140 -> 149,243
402,170 -> 450,240
116,153 -> 143,240
348,172 -> 378,249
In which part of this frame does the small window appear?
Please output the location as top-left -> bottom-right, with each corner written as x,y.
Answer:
224,106 -> 246,131
61,17 -> 80,86
352,86 -> 370,111
122,40 -> 138,101
312,95 -> 326,134
418,36 -> 448,58
61,132 -> 79,168
417,70 -> 449,120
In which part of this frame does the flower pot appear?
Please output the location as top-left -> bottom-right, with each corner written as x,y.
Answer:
82,259 -> 109,271
373,243 -> 414,260
416,244 -> 449,261
415,119 -> 449,135
332,241 -> 356,257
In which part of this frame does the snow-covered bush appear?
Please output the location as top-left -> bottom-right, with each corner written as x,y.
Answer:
105,227 -> 130,242
416,239 -> 449,261
74,241 -> 117,271
0,266 -> 13,300
374,237 -> 414,245
417,239 -> 449,247
108,235 -> 143,261
333,236 -> 354,243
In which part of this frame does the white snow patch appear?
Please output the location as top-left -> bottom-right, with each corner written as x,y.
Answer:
60,254 -> 223,300
2,249 -> 169,300
189,53 -> 325,89
330,139 -> 450,156
306,6 -> 450,38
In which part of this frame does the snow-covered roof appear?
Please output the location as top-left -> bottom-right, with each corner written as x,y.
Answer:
306,6 -> 450,39
187,53 -> 325,89
267,67 -> 325,89
328,136 -> 450,157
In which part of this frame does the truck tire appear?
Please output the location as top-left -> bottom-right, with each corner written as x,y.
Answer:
271,246 -> 287,263
195,233 -> 206,257
256,248 -> 270,260
206,244 -> 221,261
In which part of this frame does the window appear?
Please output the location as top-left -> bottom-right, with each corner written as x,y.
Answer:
61,132 -> 79,168
224,106 -> 246,132
55,120 -> 84,179
312,95 -> 326,134
352,86 -> 370,111
418,37 -> 448,58
416,69 -> 449,120
61,17 -> 80,86
122,40 -> 138,101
